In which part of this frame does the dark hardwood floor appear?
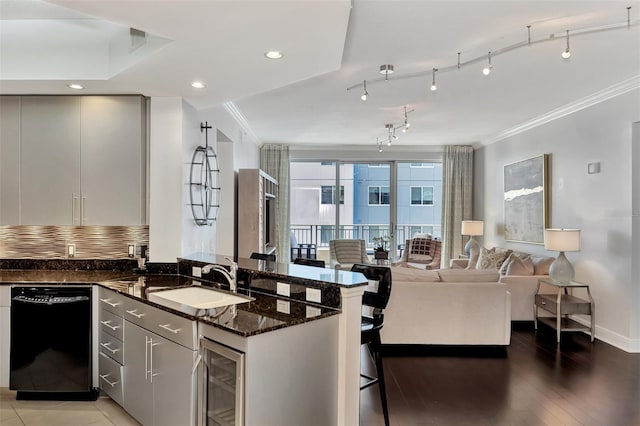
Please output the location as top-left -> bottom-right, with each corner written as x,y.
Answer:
360,327 -> 640,426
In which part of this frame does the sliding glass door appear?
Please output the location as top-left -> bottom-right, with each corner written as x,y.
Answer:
290,159 -> 441,264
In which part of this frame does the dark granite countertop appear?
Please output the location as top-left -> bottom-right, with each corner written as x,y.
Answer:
0,270 -> 340,337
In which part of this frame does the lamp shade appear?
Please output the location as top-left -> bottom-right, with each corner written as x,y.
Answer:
544,229 -> 581,252
461,220 -> 484,236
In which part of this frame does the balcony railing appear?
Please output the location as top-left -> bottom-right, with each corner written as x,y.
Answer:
290,224 -> 441,256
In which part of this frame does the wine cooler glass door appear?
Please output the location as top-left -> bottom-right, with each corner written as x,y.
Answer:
199,339 -> 245,426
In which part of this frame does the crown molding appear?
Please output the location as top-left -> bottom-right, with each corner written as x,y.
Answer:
479,75 -> 640,147
222,101 -> 261,146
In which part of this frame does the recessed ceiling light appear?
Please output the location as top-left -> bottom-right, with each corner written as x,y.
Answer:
264,51 -> 284,60
191,81 -> 206,89
67,83 -> 84,90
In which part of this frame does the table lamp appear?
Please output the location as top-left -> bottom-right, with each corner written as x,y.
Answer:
461,220 -> 484,258
544,228 -> 581,284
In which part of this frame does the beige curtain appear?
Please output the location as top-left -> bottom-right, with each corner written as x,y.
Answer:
260,144 -> 290,263
441,146 -> 474,268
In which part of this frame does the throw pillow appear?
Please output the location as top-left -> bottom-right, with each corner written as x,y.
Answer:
476,247 -> 512,270
499,252 -> 530,275
532,256 -> 554,275
505,255 -> 534,275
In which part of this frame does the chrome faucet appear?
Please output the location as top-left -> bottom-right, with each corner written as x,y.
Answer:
201,256 -> 238,293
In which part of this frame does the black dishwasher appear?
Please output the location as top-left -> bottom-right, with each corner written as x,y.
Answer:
10,286 -> 98,400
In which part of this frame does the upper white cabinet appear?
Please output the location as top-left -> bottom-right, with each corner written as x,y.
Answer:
80,96 -> 145,225
20,96 -> 82,225
0,96 -> 21,224
1,95 -> 147,225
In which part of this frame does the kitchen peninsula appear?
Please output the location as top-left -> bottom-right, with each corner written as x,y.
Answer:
0,255 -> 368,426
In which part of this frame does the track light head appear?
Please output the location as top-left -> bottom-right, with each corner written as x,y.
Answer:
562,30 -> 571,59
431,68 -> 438,91
361,80 -> 368,101
483,52 -> 492,75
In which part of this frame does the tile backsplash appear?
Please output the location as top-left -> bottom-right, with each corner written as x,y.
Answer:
0,225 -> 149,259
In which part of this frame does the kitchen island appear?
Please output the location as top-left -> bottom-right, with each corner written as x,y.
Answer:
0,255 -> 368,425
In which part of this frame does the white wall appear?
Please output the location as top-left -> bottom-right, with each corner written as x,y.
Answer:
632,121 -> 640,343
475,89 -> 640,352
149,98 -> 250,261
198,104 -> 260,257
149,97 -> 183,262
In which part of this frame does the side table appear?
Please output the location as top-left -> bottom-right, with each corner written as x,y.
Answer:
534,278 -> 595,343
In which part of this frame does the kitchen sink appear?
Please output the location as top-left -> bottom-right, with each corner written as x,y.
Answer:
147,286 -> 253,317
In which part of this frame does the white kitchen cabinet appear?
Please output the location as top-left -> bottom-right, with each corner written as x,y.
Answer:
0,96 -> 21,224
124,320 -> 197,426
80,96 -> 145,225
20,96 -> 82,225
122,296 -> 197,426
3,95 -> 146,225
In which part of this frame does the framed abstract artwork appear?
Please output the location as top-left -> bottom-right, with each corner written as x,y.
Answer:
503,154 -> 549,244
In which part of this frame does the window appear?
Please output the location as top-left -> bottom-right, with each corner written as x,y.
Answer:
321,185 -> 344,204
369,186 -> 390,205
410,186 -> 434,205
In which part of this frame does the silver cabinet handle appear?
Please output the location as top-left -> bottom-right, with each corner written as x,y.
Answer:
126,309 -> 145,318
159,323 -> 181,334
144,336 -> 150,380
150,339 -> 160,383
72,194 -> 79,225
99,320 -> 120,331
100,342 -> 120,354
99,373 -> 119,387
100,298 -> 118,308
81,193 -> 87,224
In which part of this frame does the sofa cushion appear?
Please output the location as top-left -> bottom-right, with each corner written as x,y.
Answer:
437,269 -> 500,282
476,247 -> 511,270
390,266 -> 440,282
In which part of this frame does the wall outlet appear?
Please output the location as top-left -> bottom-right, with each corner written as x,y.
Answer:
192,266 -> 202,278
277,300 -> 290,314
306,288 -> 322,303
276,282 -> 290,297
128,244 -> 136,258
306,306 -> 321,318
67,244 -> 76,258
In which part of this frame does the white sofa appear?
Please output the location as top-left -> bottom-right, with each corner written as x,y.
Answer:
449,249 -> 555,321
381,268 -> 512,346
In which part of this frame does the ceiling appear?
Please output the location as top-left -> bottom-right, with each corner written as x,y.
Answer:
1,0 -> 639,149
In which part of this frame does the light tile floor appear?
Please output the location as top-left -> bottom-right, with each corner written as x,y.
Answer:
0,389 -> 139,426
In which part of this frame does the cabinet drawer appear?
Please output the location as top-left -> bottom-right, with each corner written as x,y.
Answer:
123,298 -> 196,349
99,309 -> 124,341
98,287 -> 126,316
99,352 -> 124,407
536,294 -> 592,315
99,329 -> 124,364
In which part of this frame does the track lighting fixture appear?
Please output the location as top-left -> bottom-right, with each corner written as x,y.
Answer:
482,51 -> 492,75
430,68 -> 438,91
562,29 -> 571,59
346,5 -> 636,151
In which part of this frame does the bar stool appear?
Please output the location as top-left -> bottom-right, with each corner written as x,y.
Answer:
351,264 -> 392,426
